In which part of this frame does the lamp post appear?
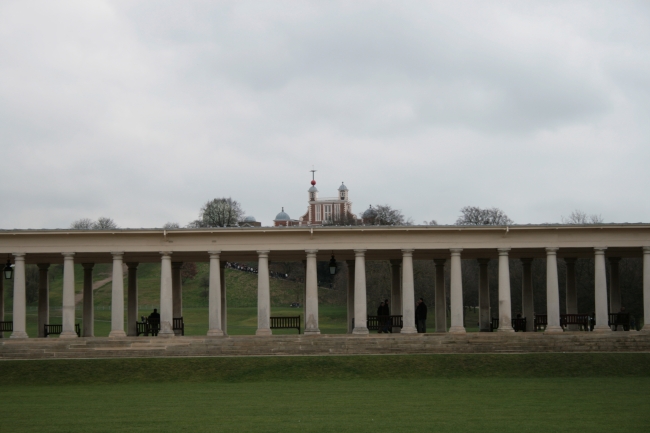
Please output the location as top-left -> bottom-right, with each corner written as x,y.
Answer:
3,256 -> 13,280
329,253 -> 337,275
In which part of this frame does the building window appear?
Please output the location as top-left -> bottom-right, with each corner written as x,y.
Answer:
315,205 -> 321,221
334,204 -> 340,220
324,204 -> 332,222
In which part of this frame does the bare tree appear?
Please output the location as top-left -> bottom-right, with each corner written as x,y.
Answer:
190,197 -> 245,228
424,219 -> 438,225
322,211 -> 360,226
70,217 -> 118,229
163,222 -> 181,229
455,206 -> 513,225
363,204 -> 412,226
94,217 -> 118,229
561,210 -> 604,224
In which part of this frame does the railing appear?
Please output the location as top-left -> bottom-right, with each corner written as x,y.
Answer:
490,317 -> 527,332
534,315 -> 548,331
44,323 -> 80,338
560,314 -> 590,331
608,313 -> 631,331
0,321 -> 13,333
270,316 -> 301,333
136,317 -> 160,336
366,315 -> 403,332
173,317 -> 185,336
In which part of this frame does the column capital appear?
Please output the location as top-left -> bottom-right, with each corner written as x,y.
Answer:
434,258 -> 447,266
450,248 -> 463,255
12,252 -> 25,258
594,247 -> 607,254
125,262 -> 139,269
110,251 -> 124,257
401,249 -> 414,256
563,257 -> 577,265
61,252 -> 75,258
207,250 -> 221,256
257,250 -> 270,257
519,258 -> 533,265
159,251 -> 173,257
389,259 -> 402,266
354,249 -> 366,256
37,263 -> 51,270
171,261 -> 183,269
498,248 -> 511,255
305,249 -> 318,256
545,247 -> 559,254
81,263 -> 95,270
608,256 -> 621,263
643,246 -> 650,253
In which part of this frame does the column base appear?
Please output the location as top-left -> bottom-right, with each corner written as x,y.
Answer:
640,326 -> 650,332
207,329 -> 224,337
392,328 -> 401,334
10,331 -> 29,339
108,330 -> 127,338
59,331 -> 78,339
256,328 -> 272,336
400,326 -> 417,334
497,326 -> 515,333
352,327 -> 369,335
449,326 -> 466,334
544,325 -> 564,334
304,328 -> 321,335
593,325 -> 612,333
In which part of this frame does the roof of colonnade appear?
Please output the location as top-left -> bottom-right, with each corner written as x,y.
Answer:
0,224 -> 649,264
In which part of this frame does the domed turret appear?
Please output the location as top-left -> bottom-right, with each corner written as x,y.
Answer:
275,207 -> 291,221
243,216 -> 257,223
338,182 -> 348,200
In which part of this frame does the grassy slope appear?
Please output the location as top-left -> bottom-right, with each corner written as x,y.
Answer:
1,355 -> 649,432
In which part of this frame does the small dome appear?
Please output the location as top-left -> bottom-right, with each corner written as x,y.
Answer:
362,206 -> 377,218
243,216 -> 256,222
275,207 -> 291,221
338,182 -> 348,191
308,186 -> 318,193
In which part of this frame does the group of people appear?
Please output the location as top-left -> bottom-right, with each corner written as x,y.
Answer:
375,298 -> 428,334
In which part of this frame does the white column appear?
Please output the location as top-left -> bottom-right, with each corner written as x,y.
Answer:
353,249 -> 369,334
305,250 -> 320,334
609,257 -> 621,330
346,260 -> 355,334
256,250 -> 272,336
434,259 -> 447,332
642,247 -> 650,332
449,248 -> 466,334
126,262 -> 138,337
109,252 -> 126,337
60,253 -> 77,338
207,251 -> 224,336
401,249 -> 417,334
220,260 -> 227,335
172,262 -> 183,323
564,258 -> 578,331
82,263 -> 94,337
10,254 -> 28,339
159,252 -> 175,337
497,248 -> 514,332
521,258 -> 534,332
545,248 -> 563,333
477,258 -> 490,332
390,260 -> 402,333
37,263 -> 50,338
593,247 -> 611,332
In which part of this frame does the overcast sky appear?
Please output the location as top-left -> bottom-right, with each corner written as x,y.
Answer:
1,1 -> 649,229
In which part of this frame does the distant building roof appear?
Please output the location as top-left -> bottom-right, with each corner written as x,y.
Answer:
275,208 -> 291,221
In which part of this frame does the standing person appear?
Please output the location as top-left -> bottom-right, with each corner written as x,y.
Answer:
415,298 -> 427,333
377,301 -> 385,333
382,299 -> 391,333
148,308 -> 160,337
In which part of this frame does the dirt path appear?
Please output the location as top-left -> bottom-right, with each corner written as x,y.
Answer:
74,265 -> 127,305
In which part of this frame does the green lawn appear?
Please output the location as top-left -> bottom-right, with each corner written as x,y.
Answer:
1,354 -> 649,432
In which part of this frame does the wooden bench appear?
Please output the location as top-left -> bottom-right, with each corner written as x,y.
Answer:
367,315 -> 403,332
44,323 -> 80,338
270,316 -> 301,334
136,317 -> 184,336
560,314 -> 590,331
608,313 -> 630,331
490,317 -> 526,332
0,321 -> 12,333
534,315 -> 547,331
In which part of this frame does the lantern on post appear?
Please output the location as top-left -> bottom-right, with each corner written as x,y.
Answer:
4,256 -> 13,280
329,252 -> 337,275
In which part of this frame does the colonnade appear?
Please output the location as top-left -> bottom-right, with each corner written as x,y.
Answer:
4,247 -> 650,339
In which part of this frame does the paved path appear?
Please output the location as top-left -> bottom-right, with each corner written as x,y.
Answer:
74,265 -> 127,305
